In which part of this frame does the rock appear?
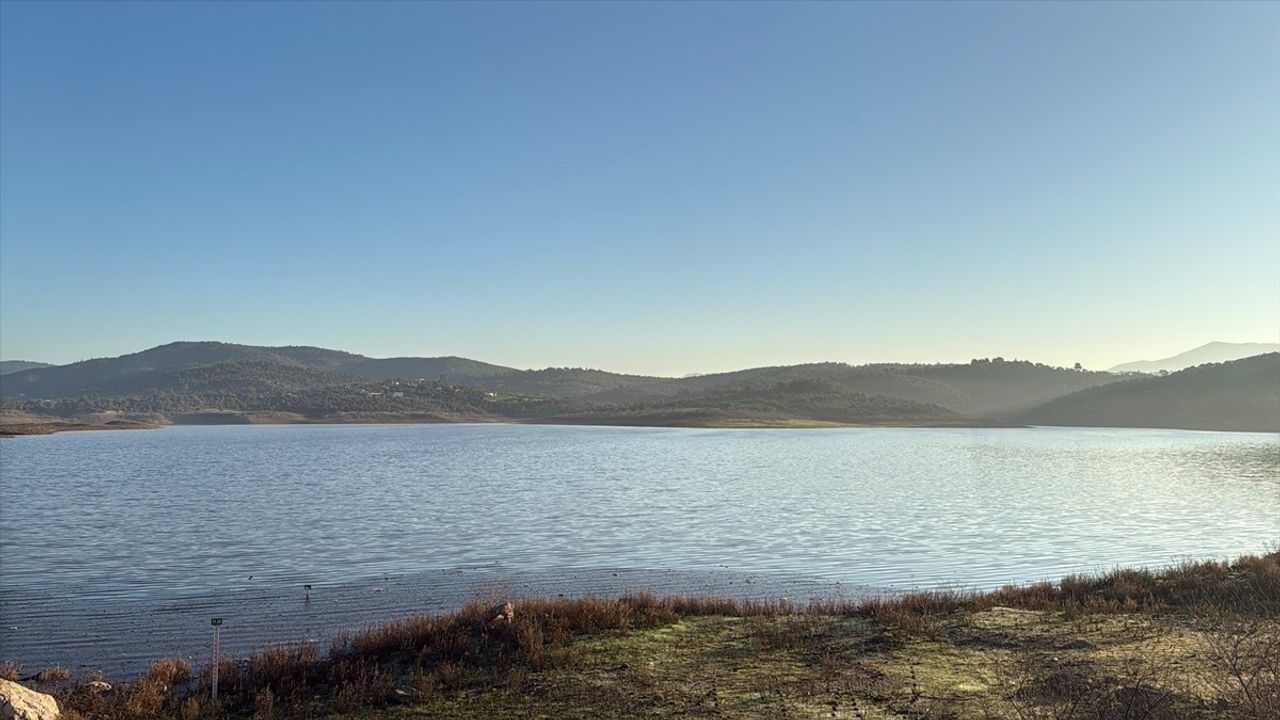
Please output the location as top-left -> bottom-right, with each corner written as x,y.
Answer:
0,678 -> 60,720
487,601 -> 515,625
391,688 -> 417,703
86,681 -> 111,693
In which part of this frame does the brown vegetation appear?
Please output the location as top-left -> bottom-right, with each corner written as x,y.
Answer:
0,420 -> 158,436
27,552 -> 1280,719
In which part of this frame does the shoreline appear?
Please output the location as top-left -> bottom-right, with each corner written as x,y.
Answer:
8,414 -> 1277,434
0,567 -> 864,680
10,552 -> 1277,719
0,420 -> 159,437
0,412 -> 1014,434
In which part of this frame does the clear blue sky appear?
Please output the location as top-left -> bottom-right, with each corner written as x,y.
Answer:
2,1 -> 1277,375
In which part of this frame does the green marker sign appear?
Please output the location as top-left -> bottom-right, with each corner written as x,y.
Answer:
211,618 -> 223,626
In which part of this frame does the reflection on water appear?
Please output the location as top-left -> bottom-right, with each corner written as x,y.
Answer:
0,424 -> 1277,671
1,424 -> 1277,597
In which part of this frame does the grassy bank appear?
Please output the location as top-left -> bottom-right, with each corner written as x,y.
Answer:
10,553 -> 1278,719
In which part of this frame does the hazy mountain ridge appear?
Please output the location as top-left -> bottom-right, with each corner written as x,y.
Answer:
0,342 -> 1118,420
1108,342 -> 1280,374
0,360 -> 50,375
587,359 -> 1124,419
1019,353 -> 1280,432
3,341 -> 1273,431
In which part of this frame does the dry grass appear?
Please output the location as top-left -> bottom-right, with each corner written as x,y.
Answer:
28,551 -> 1279,719
29,665 -> 72,684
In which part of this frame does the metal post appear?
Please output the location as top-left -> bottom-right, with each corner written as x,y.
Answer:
211,618 -> 222,702
304,584 -> 311,602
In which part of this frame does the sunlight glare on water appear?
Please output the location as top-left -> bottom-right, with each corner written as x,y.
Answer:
1,424 -> 1276,598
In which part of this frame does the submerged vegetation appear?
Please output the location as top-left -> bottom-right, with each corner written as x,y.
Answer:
16,552 -> 1278,719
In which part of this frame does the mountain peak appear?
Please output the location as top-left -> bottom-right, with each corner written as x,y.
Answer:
1109,342 -> 1280,374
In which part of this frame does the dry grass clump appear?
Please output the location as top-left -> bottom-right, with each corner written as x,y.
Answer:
251,687 -> 275,720
0,661 -> 20,681
29,665 -> 72,684
143,657 -> 191,687
41,551 -> 1280,720
836,552 -> 1280,634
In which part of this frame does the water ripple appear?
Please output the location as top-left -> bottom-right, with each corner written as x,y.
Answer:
0,424 -> 1277,674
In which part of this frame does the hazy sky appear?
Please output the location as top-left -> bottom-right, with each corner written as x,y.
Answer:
2,1 -> 1277,375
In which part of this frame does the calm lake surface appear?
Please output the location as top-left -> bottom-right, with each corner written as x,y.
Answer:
1,423 -> 1277,674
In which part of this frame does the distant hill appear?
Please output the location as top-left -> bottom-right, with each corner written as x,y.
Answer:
0,342 -> 363,398
0,360 -> 51,375
341,356 -> 517,383
0,341 -> 1132,427
574,359 -> 1124,419
478,367 -> 673,400
0,341 -> 659,400
9,378 -> 580,423
548,380 -> 988,428
95,360 -> 360,397
1019,353 -> 1280,432
8,377 -> 987,428
1109,342 -> 1280,374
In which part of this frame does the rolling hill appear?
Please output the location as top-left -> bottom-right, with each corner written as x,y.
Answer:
8,340 -> 1270,431
340,356 -> 517,382
0,342 -> 363,398
1108,342 -> 1280,374
10,378 -> 580,424
564,359 -> 1124,420
1019,353 -> 1280,432
0,360 -> 50,375
545,380 -> 986,428
0,343 -> 1123,422
8,377 -> 985,429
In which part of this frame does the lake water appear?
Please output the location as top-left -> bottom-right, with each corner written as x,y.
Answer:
1,423 -> 1277,676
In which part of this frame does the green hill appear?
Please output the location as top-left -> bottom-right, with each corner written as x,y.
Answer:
341,356 -> 517,383
99,360 -> 359,396
0,342 -> 363,398
1017,353 -> 1280,432
548,380 -> 986,428
477,367 -> 673,399
10,378 -> 582,423
0,341 -> 1143,428
574,359 -> 1123,419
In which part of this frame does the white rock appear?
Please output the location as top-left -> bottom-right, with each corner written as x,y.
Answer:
0,678 -> 59,720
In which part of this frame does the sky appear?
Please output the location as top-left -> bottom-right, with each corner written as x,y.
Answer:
1,1 -> 1277,376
